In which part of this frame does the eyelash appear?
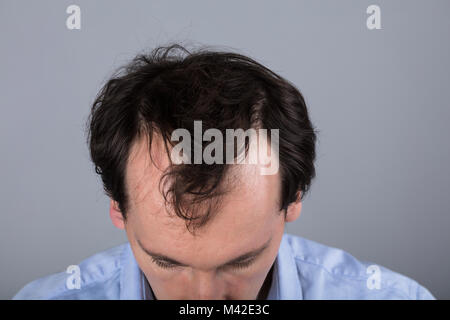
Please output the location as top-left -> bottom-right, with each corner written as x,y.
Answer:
229,259 -> 254,270
152,257 -> 176,269
151,257 -> 255,270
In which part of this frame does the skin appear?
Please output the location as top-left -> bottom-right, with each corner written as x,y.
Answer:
109,134 -> 302,300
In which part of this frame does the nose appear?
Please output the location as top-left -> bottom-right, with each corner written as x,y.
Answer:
191,270 -> 224,300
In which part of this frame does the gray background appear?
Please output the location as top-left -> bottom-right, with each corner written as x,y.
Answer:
1,0 -> 449,299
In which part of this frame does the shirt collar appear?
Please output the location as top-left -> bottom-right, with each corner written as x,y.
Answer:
119,242 -> 150,299
266,234 -> 303,299
119,233 -> 303,300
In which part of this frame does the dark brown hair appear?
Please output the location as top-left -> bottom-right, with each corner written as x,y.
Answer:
86,43 -> 318,233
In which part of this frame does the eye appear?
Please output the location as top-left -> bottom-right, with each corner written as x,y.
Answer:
151,257 -> 177,269
228,259 -> 255,270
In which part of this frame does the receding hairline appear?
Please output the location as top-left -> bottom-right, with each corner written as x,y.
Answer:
122,124 -> 284,233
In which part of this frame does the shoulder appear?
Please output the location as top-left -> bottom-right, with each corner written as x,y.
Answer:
12,243 -> 128,300
282,233 -> 435,299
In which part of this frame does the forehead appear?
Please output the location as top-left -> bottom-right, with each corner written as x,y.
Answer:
124,133 -> 281,248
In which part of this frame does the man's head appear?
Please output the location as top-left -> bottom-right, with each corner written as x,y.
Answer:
86,44 -> 317,299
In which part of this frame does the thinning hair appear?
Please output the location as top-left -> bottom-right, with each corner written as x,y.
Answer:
86,43 -> 318,234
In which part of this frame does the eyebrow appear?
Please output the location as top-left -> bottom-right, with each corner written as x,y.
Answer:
136,235 -> 273,269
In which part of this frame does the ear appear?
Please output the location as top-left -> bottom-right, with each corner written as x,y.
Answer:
285,191 -> 302,223
109,199 -> 125,230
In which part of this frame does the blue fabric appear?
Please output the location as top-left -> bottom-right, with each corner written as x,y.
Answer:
12,233 -> 435,299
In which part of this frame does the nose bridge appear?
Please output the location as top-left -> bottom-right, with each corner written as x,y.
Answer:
192,269 -> 223,299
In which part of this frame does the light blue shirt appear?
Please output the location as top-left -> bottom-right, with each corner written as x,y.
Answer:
12,233 -> 435,299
